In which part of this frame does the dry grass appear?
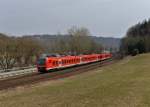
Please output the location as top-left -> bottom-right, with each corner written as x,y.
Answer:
1,54 -> 150,107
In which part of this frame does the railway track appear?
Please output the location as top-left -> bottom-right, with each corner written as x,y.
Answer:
0,59 -> 117,91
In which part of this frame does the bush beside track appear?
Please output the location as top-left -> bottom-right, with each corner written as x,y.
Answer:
1,54 -> 150,107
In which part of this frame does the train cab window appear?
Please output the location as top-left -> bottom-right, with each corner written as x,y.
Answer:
37,58 -> 45,65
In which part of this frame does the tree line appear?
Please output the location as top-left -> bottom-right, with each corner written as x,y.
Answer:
48,27 -> 103,55
0,33 -> 43,71
0,27 -> 103,71
120,19 -> 150,56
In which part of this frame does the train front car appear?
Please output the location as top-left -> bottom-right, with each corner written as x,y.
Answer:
37,57 -> 47,73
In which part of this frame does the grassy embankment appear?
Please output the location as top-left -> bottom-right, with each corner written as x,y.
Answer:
1,54 -> 150,107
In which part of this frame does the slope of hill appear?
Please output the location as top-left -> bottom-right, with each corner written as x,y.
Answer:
1,54 -> 150,106
92,36 -> 121,49
28,35 -> 121,49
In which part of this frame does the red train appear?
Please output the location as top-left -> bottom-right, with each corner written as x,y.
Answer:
37,53 -> 112,73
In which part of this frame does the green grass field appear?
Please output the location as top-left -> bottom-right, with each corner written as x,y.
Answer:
1,54 -> 150,107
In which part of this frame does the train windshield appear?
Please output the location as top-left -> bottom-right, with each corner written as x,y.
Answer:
37,58 -> 45,65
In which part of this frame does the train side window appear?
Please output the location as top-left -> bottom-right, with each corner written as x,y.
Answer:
55,61 -> 57,66
53,61 -> 55,66
64,60 -> 65,64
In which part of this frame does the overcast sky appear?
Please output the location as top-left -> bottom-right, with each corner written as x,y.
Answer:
0,0 -> 150,37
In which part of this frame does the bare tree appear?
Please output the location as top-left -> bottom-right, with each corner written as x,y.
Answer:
67,27 -> 102,55
0,34 -> 43,71
0,35 -> 18,71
